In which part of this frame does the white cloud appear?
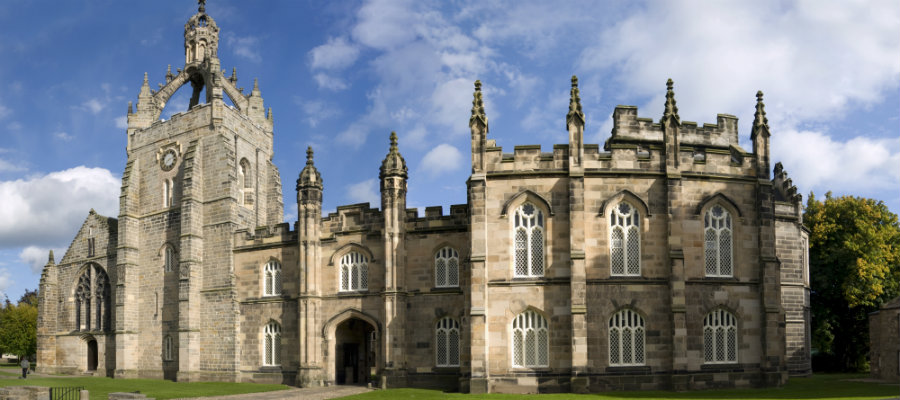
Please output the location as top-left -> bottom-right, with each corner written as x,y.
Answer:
227,35 -> 261,62
0,166 -> 120,249
577,0 -> 900,130
337,122 -> 369,147
19,246 -> 61,274
345,178 -> 379,207
314,73 -> 348,91
83,98 -> 105,114
300,100 -> 339,128
0,268 -> 10,300
309,37 -> 360,70
0,103 -> 9,120
54,132 -> 73,141
351,0 -> 419,50
114,116 -> 128,129
0,158 -> 26,173
773,129 -> 900,193
430,78 -> 474,130
420,144 -> 463,176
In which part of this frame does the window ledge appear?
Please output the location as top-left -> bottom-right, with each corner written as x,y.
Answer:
605,365 -> 650,374
700,363 -> 743,372
429,286 -> 462,294
259,366 -> 283,372
336,290 -> 370,296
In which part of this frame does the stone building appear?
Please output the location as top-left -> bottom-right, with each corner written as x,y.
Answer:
869,297 -> 900,380
37,4 -> 811,393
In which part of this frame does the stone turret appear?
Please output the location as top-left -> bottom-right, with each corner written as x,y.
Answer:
184,1 -> 219,66
470,81 -> 488,173
567,75 -> 585,169
752,91 -> 772,179
296,146 -> 323,385
379,131 -> 408,386
661,78 -> 681,170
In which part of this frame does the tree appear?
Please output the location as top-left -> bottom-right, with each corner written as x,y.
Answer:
18,289 -> 38,307
0,291 -> 38,360
806,192 -> 900,371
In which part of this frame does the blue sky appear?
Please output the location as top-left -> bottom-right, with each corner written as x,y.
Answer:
0,0 -> 898,302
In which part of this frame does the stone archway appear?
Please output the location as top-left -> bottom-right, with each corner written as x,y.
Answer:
86,339 -> 98,372
334,318 -> 375,385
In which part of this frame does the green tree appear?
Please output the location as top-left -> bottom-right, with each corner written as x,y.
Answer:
0,295 -> 38,360
807,192 -> 900,371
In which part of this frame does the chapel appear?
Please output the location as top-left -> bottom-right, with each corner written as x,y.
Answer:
37,3 -> 811,393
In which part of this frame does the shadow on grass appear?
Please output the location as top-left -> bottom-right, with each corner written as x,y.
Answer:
0,375 -> 289,400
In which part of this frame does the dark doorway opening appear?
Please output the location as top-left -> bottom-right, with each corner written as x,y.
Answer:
335,318 -> 375,385
86,339 -> 98,371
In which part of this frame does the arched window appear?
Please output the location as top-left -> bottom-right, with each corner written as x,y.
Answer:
435,247 -> 459,288
512,310 -> 549,368
435,317 -> 460,367
610,202 -> 640,276
513,203 -> 544,277
704,309 -> 738,364
164,245 -> 176,272
340,252 -> 368,292
704,205 -> 733,277
263,260 -> 282,296
239,158 -> 253,207
163,335 -> 174,361
74,265 -> 110,332
263,322 -> 282,366
609,309 -> 645,366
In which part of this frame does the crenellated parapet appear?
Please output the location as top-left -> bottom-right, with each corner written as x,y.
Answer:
772,162 -> 803,221
405,204 -> 469,234
233,222 -> 296,249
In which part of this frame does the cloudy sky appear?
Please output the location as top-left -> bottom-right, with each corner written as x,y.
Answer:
0,0 -> 897,301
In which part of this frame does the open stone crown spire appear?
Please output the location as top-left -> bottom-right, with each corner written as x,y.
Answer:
380,131 -> 408,179
566,75 -> 585,128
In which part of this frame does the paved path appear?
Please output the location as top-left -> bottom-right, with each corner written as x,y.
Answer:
172,386 -> 371,400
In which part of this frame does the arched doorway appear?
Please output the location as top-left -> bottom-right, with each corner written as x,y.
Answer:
86,339 -> 98,371
334,318 -> 376,385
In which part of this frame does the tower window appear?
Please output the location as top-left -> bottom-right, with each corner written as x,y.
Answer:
704,206 -> 733,277
435,317 -> 460,367
263,322 -> 282,366
263,260 -> 282,296
513,203 -> 544,278
164,245 -> 177,272
340,252 -> 368,292
610,202 -> 640,276
434,247 -> 459,288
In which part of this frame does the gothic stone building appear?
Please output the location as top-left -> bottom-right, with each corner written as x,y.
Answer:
869,296 -> 900,380
37,5 -> 811,393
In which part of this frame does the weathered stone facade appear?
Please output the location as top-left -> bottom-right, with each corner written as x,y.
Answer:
869,297 -> 900,380
37,4 -> 810,393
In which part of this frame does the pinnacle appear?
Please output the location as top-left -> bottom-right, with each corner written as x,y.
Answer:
48,250 -> 55,264
389,131 -> 398,149
661,78 -> 680,125
306,146 -> 314,165
143,72 -> 149,85
198,0 -> 206,13
567,74 -> 585,127
470,80 -> 488,129
752,89 -> 770,137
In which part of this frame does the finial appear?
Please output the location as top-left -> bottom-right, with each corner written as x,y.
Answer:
48,250 -> 55,264
390,131 -> 398,149
253,78 -> 259,90
198,0 -> 206,13
752,89 -> 770,139
267,107 -> 273,120
127,101 -> 133,114
567,75 -> 585,127
89,208 -> 96,215
306,146 -> 314,165
661,78 -> 680,125
470,80 -> 488,129
230,67 -> 237,83
143,72 -> 149,85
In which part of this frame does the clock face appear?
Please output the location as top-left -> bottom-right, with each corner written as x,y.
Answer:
161,150 -> 177,171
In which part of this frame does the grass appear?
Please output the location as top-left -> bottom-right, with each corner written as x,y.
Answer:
0,368 -> 289,400
338,374 -> 900,400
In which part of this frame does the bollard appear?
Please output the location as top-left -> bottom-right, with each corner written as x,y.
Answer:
81,389 -> 90,400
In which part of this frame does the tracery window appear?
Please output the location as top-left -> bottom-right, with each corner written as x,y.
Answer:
609,309 -> 645,366
435,247 -> 459,288
163,335 -> 174,361
513,203 -> 544,277
435,317 -> 460,367
164,245 -> 176,272
263,322 -> 282,366
704,205 -> 733,277
74,264 -> 110,332
610,202 -> 641,276
263,260 -> 282,296
340,252 -> 368,292
703,309 -> 738,364
512,310 -> 549,368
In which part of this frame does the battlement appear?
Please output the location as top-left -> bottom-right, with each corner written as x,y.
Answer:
406,204 -> 468,233
323,203 -> 384,237
234,222 -> 295,247
610,105 -> 739,148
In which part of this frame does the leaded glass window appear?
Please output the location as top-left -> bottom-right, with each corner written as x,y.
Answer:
263,322 -> 282,366
703,309 -> 737,364
704,205 -> 733,277
263,260 -> 282,296
340,252 -> 368,292
512,310 -> 549,368
610,202 -> 641,276
609,309 -> 645,366
163,335 -> 174,361
435,247 -> 459,288
164,245 -> 176,272
74,264 -> 110,332
513,203 -> 545,277
435,317 -> 460,367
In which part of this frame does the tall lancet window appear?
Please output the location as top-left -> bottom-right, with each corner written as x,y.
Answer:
513,203 -> 544,277
74,264 -> 110,332
609,309 -> 645,366
435,317 -> 460,367
610,202 -> 640,276
263,260 -> 282,296
263,321 -> 282,366
512,310 -> 549,368
704,309 -> 738,364
704,205 -> 733,277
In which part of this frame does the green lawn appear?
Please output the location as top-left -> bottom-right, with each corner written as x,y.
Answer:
339,374 -> 899,400
0,368 -> 289,400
